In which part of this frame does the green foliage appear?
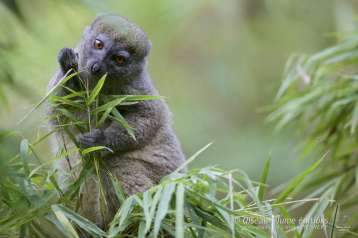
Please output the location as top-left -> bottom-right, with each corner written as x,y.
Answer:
269,35 -> 358,236
0,135 -> 327,238
0,72 -> 336,238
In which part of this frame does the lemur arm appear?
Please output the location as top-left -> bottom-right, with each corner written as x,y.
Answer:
77,100 -> 166,152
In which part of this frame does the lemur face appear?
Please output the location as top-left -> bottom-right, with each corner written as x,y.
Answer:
78,32 -> 145,81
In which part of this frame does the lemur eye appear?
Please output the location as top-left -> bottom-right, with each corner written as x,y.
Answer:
115,55 -> 126,65
94,39 -> 104,49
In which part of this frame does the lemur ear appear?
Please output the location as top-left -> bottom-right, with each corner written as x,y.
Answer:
144,40 -> 152,58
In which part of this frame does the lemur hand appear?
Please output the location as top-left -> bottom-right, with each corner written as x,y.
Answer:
58,48 -> 78,74
77,129 -> 107,150
57,48 -> 80,90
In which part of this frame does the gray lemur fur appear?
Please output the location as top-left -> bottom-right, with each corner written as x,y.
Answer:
47,14 -> 185,228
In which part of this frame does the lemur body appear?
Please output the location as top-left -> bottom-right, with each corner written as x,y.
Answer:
48,14 -> 185,227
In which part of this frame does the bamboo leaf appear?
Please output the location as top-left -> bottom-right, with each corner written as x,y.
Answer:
176,184 -> 185,238
275,154 -> 326,204
97,107 -> 112,126
153,183 -> 176,237
109,173 -> 126,203
87,74 -> 107,105
81,146 -> 113,155
174,142 -> 213,173
17,72 -> 79,125
258,158 -> 271,201
108,197 -> 135,237
110,107 -> 135,140
52,205 -> 80,238
19,139 -> 30,176
52,204 -> 106,238
92,96 -> 128,114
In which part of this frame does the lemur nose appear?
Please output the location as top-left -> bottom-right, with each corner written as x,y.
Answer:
91,63 -> 101,74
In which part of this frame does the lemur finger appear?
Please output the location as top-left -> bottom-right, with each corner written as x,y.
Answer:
77,138 -> 95,149
78,135 -> 96,143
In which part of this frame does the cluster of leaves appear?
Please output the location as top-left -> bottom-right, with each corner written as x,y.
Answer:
0,135 -> 332,238
268,35 -> 358,236
0,72 -> 340,238
48,73 -> 159,140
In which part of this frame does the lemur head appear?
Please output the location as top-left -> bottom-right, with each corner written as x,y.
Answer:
78,14 -> 151,81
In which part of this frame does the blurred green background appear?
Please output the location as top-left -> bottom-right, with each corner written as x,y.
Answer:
0,0 -> 357,184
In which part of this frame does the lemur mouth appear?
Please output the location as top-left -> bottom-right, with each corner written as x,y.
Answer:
75,69 -> 106,91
